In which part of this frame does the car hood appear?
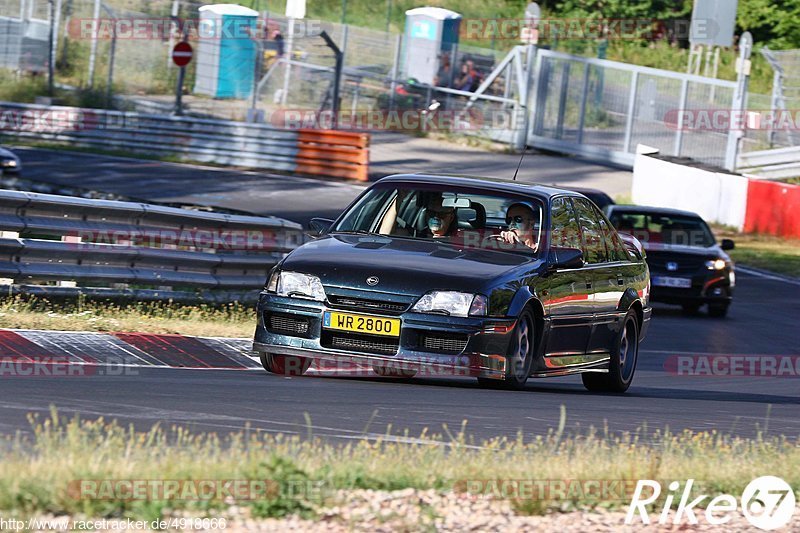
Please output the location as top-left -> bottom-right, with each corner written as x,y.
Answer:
281,233 -> 540,296
643,242 -> 726,258
0,147 -> 19,161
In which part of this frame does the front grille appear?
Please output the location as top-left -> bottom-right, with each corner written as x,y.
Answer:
266,313 -> 310,336
646,254 -> 704,274
327,295 -> 408,315
323,331 -> 399,355
421,333 -> 469,354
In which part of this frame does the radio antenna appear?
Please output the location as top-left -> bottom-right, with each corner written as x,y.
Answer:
512,146 -> 527,181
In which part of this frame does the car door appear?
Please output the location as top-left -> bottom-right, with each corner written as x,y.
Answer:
541,196 -> 593,358
571,198 -> 618,356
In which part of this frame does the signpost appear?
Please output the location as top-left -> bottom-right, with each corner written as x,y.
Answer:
172,41 -> 193,116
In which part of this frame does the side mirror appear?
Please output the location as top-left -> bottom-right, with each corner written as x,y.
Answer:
308,217 -> 334,236
721,238 -> 735,251
548,247 -> 585,270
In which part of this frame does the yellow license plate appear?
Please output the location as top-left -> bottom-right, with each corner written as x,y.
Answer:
323,311 -> 400,337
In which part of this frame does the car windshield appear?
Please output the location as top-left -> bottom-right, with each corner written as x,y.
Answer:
609,211 -> 716,247
331,183 -> 544,255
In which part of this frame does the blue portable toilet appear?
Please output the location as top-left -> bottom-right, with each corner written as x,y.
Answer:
193,4 -> 259,99
402,7 -> 461,85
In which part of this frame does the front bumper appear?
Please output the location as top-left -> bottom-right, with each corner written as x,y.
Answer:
253,292 -> 517,379
650,269 -> 733,306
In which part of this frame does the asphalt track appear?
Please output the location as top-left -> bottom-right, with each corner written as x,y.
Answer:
0,269 -> 798,441
1,148 -> 797,442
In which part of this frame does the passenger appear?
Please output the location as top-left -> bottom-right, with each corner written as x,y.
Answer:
420,194 -> 457,239
498,202 -> 538,250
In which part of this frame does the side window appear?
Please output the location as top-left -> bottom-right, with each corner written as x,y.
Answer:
598,215 -> 629,262
550,197 -> 583,250
572,198 -> 608,264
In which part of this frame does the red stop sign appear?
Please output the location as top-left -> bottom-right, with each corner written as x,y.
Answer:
172,42 -> 193,67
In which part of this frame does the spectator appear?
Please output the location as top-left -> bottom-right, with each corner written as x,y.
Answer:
455,60 -> 478,92
272,29 -> 284,57
435,53 -> 453,88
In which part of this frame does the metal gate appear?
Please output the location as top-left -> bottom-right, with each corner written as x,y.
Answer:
528,49 -> 738,169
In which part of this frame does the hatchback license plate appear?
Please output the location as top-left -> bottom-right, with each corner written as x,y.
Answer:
652,276 -> 692,288
323,311 -> 400,337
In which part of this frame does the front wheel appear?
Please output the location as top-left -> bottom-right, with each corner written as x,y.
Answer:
477,310 -> 534,391
260,353 -> 311,376
582,309 -> 639,393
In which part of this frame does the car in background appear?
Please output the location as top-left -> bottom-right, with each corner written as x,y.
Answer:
557,186 -> 614,210
0,146 -> 21,175
606,205 -> 734,318
254,174 -> 652,393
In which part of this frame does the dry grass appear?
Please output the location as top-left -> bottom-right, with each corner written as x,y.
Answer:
0,408 -> 798,520
0,296 -> 254,338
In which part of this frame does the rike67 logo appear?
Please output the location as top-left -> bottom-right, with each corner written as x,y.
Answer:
626,476 -> 796,530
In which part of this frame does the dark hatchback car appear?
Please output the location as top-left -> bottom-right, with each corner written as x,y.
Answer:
254,175 -> 652,392
606,205 -> 734,317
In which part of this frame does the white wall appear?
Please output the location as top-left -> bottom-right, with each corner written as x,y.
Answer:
632,148 -> 748,230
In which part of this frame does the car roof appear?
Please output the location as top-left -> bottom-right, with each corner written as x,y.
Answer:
607,204 -> 703,219
376,173 -> 583,201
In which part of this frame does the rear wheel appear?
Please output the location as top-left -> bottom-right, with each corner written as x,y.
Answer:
708,304 -> 729,318
260,353 -> 311,376
582,309 -> 639,393
477,310 -> 534,391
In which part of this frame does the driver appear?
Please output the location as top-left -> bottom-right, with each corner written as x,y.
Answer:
499,202 -> 538,250
420,194 -> 457,239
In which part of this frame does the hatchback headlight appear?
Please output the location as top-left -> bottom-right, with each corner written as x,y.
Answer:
411,291 -> 487,317
269,271 -> 326,301
705,258 -> 727,270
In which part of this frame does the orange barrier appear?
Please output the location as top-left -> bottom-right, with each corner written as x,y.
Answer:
295,129 -> 370,181
743,180 -> 800,239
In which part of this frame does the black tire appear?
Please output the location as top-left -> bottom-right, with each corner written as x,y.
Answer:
259,353 -> 311,376
581,309 -> 639,393
477,310 -> 534,391
373,365 -> 417,378
708,304 -> 729,318
681,303 -> 701,314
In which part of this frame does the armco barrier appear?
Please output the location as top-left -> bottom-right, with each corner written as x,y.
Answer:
0,102 -> 370,181
0,189 -> 304,302
743,180 -> 800,239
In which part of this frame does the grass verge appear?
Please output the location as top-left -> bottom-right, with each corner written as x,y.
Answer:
0,295 -> 253,338
0,408 -> 798,521
715,230 -> 800,278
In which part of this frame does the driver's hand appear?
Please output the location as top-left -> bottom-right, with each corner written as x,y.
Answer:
499,230 -> 520,244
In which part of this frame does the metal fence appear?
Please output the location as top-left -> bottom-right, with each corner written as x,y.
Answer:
529,49 -> 737,169
0,188 -> 303,302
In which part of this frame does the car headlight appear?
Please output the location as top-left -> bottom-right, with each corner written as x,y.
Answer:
411,291 -> 487,317
268,271 -> 326,301
705,258 -> 727,270
1,159 -> 17,167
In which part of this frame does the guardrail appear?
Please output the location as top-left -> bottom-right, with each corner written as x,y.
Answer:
0,189 -> 304,302
737,146 -> 800,180
0,101 -> 370,181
